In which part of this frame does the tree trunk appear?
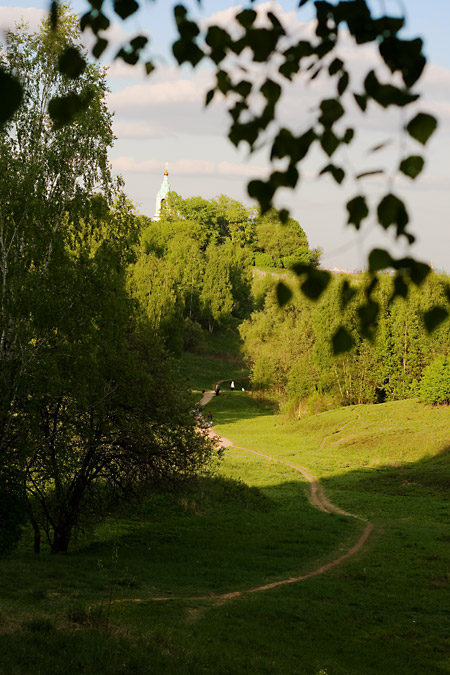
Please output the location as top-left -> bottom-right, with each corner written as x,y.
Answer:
51,523 -> 72,553
24,493 -> 41,554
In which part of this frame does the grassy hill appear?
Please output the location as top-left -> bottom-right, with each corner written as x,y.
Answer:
1,354 -> 449,674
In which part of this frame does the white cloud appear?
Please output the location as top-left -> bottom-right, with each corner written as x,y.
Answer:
110,79 -> 194,108
108,66 -> 223,139
107,60 -> 147,80
112,156 -> 267,179
0,6 -> 45,36
113,120 -> 174,139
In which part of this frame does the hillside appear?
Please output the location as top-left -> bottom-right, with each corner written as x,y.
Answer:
1,381 -> 449,674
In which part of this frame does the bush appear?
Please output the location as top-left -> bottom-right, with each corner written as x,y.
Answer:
281,247 -> 312,269
419,356 -> 450,404
253,252 -> 276,268
183,318 -> 205,353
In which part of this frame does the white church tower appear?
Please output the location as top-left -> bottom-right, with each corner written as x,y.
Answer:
153,163 -> 171,220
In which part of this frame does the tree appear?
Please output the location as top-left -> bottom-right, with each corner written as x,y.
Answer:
2,0 -> 444,350
0,9 -> 114,479
0,13 -> 216,553
201,242 -> 234,332
254,210 -> 314,269
420,356 -> 450,405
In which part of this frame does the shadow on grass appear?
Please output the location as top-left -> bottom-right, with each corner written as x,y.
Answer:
1,445 -> 450,675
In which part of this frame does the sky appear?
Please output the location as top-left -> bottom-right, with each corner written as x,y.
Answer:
1,0 -> 450,272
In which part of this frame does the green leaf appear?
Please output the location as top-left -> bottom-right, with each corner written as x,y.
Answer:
130,35 -> 148,50
247,28 -> 279,62
276,281 -> 292,307
364,70 -> 419,108
116,35 -> 148,65
320,129 -> 339,157
0,69 -> 23,124
261,79 -> 281,105
328,58 -> 343,75
319,163 -> 345,184
399,155 -> 424,179
235,80 -> 251,98
406,113 -> 437,145
319,98 -> 344,127
247,179 -> 274,213
389,274 -> 409,302
145,61 -> 155,75
216,70 -> 232,94
301,269 -> 330,300
423,307 -> 449,333
408,259 -> 431,285
172,39 -> 203,66
267,12 -> 285,32
114,0 -> 139,20
379,36 -> 425,88
337,71 -> 349,95
358,299 -> 379,337
278,209 -> 289,224
340,279 -> 356,308
346,195 -> 369,230
377,193 -> 409,234
332,327 -> 354,355
354,93 -> 367,111
368,248 -> 392,272
48,91 -> 91,128
269,164 -> 299,189
236,9 -> 257,28
205,26 -> 231,64
391,257 -> 430,285
58,46 -> 87,79
80,10 -> 110,34
343,128 -> 354,144
93,38 -> 108,59
205,89 -> 214,106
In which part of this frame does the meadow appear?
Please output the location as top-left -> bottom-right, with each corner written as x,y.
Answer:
1,362 -> 449,674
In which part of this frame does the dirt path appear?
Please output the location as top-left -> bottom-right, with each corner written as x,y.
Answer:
117,397 -> 373,606
192,431 -> 373,602
199,380 -> 228,406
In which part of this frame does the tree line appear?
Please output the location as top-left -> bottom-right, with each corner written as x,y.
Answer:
240,271 -> 450,415
129,192 -> 319,351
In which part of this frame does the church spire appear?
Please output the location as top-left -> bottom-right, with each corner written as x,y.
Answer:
153,163 -> 171,221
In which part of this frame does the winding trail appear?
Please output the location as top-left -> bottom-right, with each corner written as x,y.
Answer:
122,387 -> 373,605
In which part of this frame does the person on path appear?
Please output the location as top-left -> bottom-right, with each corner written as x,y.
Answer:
230,380 -> 235,391
215,383 -> 220,396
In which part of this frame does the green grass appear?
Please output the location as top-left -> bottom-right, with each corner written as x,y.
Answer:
178,324 -> 249,396
1,382 -> 450,673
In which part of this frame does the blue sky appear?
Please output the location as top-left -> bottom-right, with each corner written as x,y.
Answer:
1,0 -> 450,271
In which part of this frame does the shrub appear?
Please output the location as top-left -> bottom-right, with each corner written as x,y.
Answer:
183,318 -> 205,353
281,247 -> 312,269
419,356 -> 450,404
253,252 -> 276,268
